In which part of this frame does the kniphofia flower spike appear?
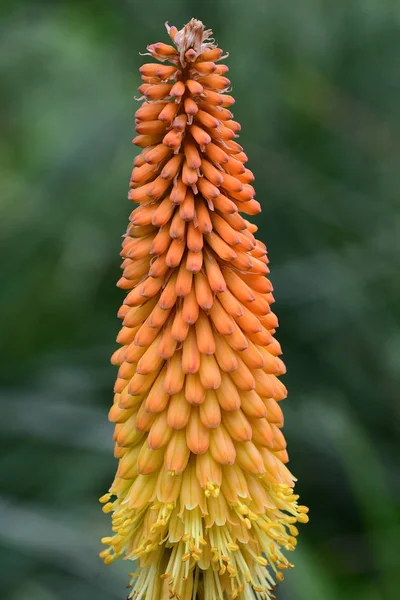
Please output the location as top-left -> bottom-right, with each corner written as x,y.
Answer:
100,19 -> 308,600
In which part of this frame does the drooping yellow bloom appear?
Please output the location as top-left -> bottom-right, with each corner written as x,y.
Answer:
100,19 -> 308,600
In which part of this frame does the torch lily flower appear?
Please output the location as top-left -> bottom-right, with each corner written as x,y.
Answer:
100,19 -> 308,600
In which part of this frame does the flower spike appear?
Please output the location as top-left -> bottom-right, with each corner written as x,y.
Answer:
100,18 -> 308,600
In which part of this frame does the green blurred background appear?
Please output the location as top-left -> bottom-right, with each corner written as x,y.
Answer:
1,0 -> 399,599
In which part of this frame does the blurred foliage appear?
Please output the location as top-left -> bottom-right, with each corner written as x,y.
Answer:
1,1 -> 399,599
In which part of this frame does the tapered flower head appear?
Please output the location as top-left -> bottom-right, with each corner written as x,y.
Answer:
100,19 -> 308,600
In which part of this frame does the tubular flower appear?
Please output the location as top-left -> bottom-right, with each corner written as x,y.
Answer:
100,19 -> 308,600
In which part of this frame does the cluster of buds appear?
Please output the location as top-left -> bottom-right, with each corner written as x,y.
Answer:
100,19 -> 308,600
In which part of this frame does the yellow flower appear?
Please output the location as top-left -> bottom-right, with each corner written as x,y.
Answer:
100,18 -> 308,600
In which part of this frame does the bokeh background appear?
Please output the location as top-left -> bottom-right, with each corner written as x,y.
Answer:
1,0 -> 399,599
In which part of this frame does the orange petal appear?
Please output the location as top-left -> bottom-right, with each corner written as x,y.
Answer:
203,251 -> 227,292
182,161 -> 198,185
170,80 -> 185,99
135,100 -> 168,120
135,120 -> 166,136
116,414 -> 145,447
158,272 -> 178,309
108,402 -> 134,424
223,409 -> 252,442
163,128 -> 183,150
164,352 -> 185,394
253,369 -> 276,397
267,337 -> 283,357
166,238 -> 185,267
217,289 -> 244,317
270,424 -> 287,451
116,325 -> 140,345
186,406 -> 210,454
193,61 -> 217,74
189,124 -> 211,146
185,372 -> 206,405
197,74 -> 230,89
143,82 -> 173,100
134,315 -> 161,346
259,312 -> 279,330
165,430 -> 190,474
152,196 -> 175,227
195,199 -> 212,233
199,354 -> 221,389
214,333 -> 239,372
147,411 -> 172,449
213,193 -> 238,214
263,397 -> 284,425
175,261 -> 193,297
198,102 -> 232,121
234,305 -> 262,334
250,417 -> 274,447
221,464 -> 249,503
235,441 -> 265,475
132,133 -> 163,148
127,473 -> 158,509
167,390 -> 191,429
170,178 -> 187,204
184,140 -> 201,169
209,425 -> 236,465
179,187 -> 195,220
158,102 -> 179,123
196,452 -> 222,489
208,299 -> 235,335
274,449 -> 289,463
186,79 -> 204,95
196,109 -> 220,129
183,96 -> 199,118
155,64 -> 178,79
194,271 -> 213,310
186,250 -> 203,273
229,356 -> 255,391
243,293 -> 271,316
158,321 -> 177,359
169,211 -> 186,240
156,468 -> 182,503
130,161 -> 156,184
181,462 -> 206,512
128,366 -> 162,396
135,401 -> 157,431
137,444 -> 164,475
200,159 -> 224,186
161,154 -> 184,180
215,373 -> 240,411
195,311 -> 216,355
147,42 -> 177,58
144,367 -> 169,413
199,391 -> 221,428
206,231 -> 237,262
257,346 -> 281,373
182,287 -> 199,324
147,303 -> 172,329
136,334 -> 164,374
150,226 -> 172,255
171,306 -> 190,342
116,444 -> 141,479
172,113 -> 188,131
239,340 -> 265,369
240,389 -> 267,419
182,327 -> 201,373
210,213 -> 241,245
197,177 -> 220,200
200,90 -> 224,105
